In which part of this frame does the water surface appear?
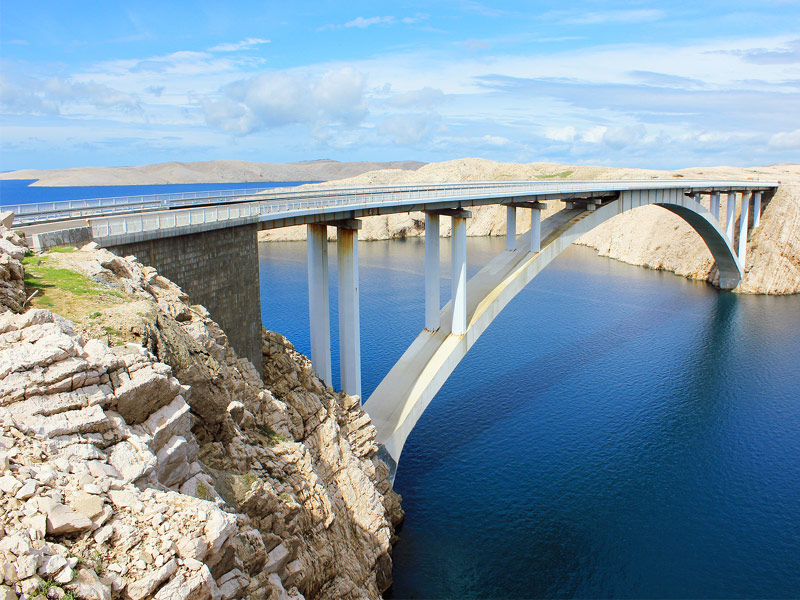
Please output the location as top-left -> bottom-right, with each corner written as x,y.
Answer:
0,180 -> 315,206
258,237 -> 800,599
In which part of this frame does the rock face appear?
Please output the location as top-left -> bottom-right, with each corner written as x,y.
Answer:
0,241 -> 403,599
0,226 -> 27,313
259,159 -> 800,294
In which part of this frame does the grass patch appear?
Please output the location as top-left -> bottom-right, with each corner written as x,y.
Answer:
257,424 -> 287,445
538,170 -> 574,179
32,580 -> 79,600
21,251 -> 127,323
196,481 -> 213,501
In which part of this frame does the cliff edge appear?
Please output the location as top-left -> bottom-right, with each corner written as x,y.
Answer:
0,228 -> 403,600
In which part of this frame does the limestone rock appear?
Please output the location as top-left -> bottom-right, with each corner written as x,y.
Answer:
42,498 -> 94,535
126,558 -> 178,600
0,244 -> 404,600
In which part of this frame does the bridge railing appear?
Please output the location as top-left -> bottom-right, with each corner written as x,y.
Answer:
88,180 -> 777,240
6,179 -> 639,225
0,187 -> 284,224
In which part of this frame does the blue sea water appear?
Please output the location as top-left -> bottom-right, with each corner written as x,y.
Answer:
0,179 -> 315,207
258,237 -> 800,600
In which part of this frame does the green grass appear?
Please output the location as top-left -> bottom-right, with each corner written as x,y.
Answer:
538,170 -> 574,179
196,481 -> 213,501
32,580 -> 79,600
257,424 -> 287,445
21,251 -> 126,321
23,258 -> 97,295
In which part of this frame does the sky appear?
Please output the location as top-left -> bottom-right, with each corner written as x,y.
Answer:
1,0 -> 799,171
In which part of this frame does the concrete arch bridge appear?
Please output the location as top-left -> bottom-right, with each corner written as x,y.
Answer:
13,180 -> 778,476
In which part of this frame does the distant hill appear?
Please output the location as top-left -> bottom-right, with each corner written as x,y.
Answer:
0,159 -> 426,187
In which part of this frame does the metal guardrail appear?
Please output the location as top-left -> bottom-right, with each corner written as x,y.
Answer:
4,181 -> 574,224
88,180 -> 779,240
0,187 -> 280,224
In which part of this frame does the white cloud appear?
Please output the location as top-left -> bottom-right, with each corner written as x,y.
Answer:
203,67 -> 367,135
728,38 -> 800,64
602,125 -> 647,149
768,128 -> 800,148
544,126 -> 577,142
378,112 -> 442,145
480,134 -> 511,147
559,9 -> 665,25
384,87 -> 445,108
319,16 -> 397,30
210,38 -> 271,52
0,73 -> 139,116
346,16 -> 395,28
582,126 -> 607,143
313,67 -> 367,125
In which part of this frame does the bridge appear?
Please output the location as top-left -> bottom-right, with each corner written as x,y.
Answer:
6,179 -> 778,475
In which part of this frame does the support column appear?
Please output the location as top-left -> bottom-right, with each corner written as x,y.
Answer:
530,207 -> 542,253
726,192 -> 737,243
337,222 -> 361,399
451,216 -> 468,336
424,213 -> 440,331
506,205 -> 516,251
307,224 -> 332,386
738,193 -> 750,263
710,193 -> 720,222
753,192 -> 762,228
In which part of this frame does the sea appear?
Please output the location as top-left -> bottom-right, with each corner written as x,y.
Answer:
259,237 -> 800,600
6,180 -> 800,598
0,179 -> 313,207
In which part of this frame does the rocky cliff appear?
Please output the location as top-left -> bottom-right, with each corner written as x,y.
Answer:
259,159 -> 800,294
0,231 -> 402,600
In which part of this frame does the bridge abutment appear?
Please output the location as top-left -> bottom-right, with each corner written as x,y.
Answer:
107,224 -> 263,374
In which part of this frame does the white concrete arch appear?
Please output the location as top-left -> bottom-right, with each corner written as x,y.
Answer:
365,188 -> 742,475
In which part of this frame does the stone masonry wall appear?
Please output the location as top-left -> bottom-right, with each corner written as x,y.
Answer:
108,225 -> 263,372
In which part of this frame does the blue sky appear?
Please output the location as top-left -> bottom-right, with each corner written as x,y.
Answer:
1,1 -> 799,171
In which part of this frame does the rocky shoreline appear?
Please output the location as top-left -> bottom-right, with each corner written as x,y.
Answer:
0,228 -> 403,600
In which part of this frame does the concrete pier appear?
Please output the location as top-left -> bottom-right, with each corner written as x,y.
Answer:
530,206 -> 542,253
307,224 -> 332,385
425,213 -> 440,331
726,192 -> 737,243
710,193 -> 720,221
506,206 -> 516,251
738,193 -> 750,263
337,223 -> 361,399
451,216 -> 468,336
753,192 -> 762,228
